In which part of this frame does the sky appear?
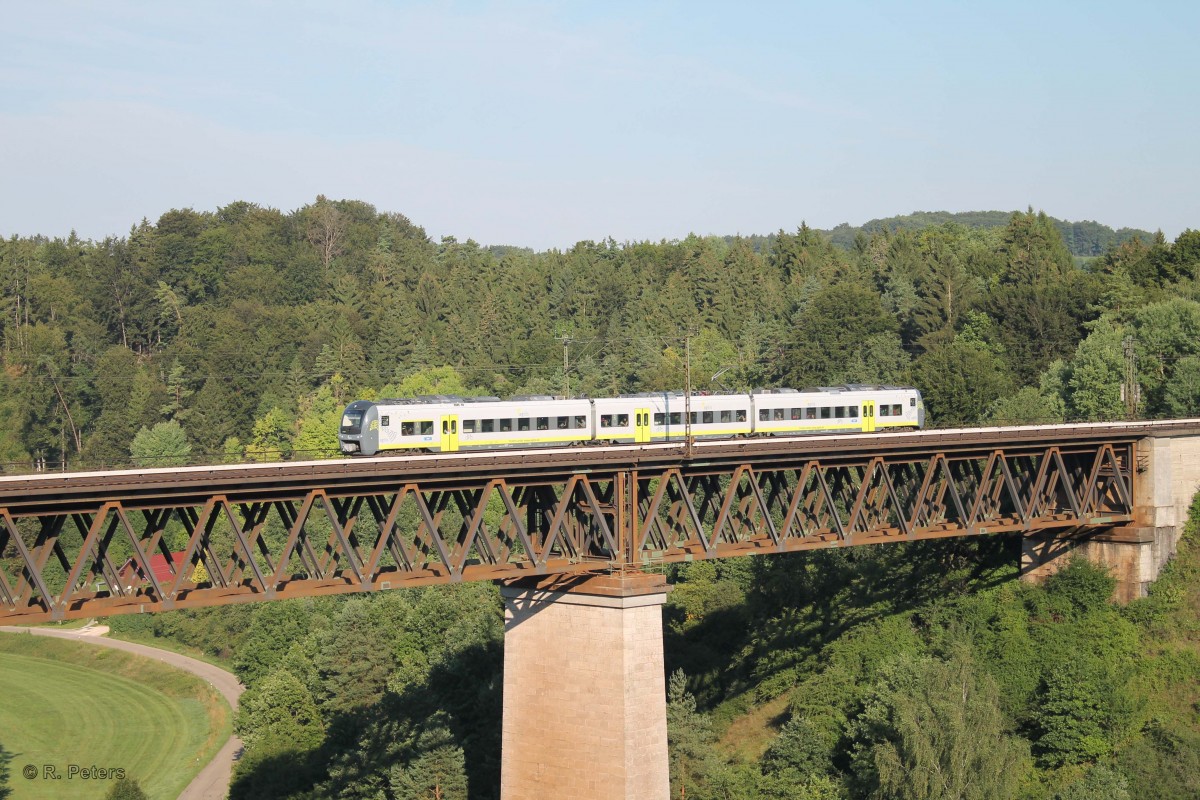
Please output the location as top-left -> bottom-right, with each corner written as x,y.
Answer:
2,0 -> 1197,249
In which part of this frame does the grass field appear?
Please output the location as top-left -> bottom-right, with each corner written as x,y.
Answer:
0,634 -> 230,800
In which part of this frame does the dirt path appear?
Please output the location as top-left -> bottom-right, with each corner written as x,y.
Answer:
0,624 -> 243,800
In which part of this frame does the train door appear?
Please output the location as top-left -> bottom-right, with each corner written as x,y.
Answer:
862,401 -> 876,433
635,408 -> 652,443
440,415 -> 459,452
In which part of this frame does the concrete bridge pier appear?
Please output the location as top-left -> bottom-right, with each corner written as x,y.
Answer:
499,572 -> 672,800
1022,434 -> 1200,602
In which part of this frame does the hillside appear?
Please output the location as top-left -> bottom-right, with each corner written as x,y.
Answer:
726,211 -> 1158,259
823,211 -> 1157,257
1,201 -> 1199,799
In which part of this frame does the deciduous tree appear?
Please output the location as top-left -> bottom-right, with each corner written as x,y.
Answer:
130,420 -> 191,467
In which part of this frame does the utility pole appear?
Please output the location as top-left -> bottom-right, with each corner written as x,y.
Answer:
555,335 -> 572,399
1121,335 -> 1140,420
684,334 -> 693,457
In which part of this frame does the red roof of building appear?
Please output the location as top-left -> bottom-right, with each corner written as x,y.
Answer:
118,551 -> 189,586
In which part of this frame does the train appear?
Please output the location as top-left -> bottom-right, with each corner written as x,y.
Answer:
338,385 -> 925,456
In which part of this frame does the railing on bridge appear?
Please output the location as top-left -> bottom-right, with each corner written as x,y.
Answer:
0,423 -> 1151,625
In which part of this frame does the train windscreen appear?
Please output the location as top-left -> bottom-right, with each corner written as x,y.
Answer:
341,410 -> 364,434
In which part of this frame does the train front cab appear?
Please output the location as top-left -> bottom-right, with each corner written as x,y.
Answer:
340,401 -> 380,456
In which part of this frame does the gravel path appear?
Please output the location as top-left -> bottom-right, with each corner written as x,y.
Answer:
0,624 -> 243,800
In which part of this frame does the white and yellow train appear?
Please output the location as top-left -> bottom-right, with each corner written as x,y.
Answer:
338,386 -> 925,456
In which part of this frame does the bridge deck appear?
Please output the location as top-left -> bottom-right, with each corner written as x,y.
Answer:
0,419 -> 1195,625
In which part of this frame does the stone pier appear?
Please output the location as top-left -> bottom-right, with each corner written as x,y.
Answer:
1022,433 -> 1200,601
499,572 -> 672,800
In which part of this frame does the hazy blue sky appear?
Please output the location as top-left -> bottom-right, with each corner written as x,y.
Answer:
2,1 -> 1197,249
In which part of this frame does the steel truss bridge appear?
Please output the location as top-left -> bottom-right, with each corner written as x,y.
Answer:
0,420 -> 1192,626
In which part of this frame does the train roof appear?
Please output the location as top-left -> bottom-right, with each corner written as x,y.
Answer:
364,385 -> 920,407
376,395 -> 503,405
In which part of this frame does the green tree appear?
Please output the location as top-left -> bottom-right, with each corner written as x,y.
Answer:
103,778 -> 149,800
1066,326 -> 1126,421
1054,765 -> 1130,800
292,384 -> 343,460
914,338 -> 1013,426
389,723 -> 469,800
232,600 -> 318,685
1130,299 -> 1200,415
1033,659 -> 1113,767
244,406 -> 293,462
785,284 -> 900,386
160,361 -> 194,420
0,739 -> 10,800
315,599 -> 394,714
383,365 -> 471,398
667,669 -> 714,798
1163,355 -> 1200,416
130,420 -> 191,467
762,714 -> 840,781
235,668 -> 324,752
848,651 -> 1028,800
770,223 -> 843,283
987,386 -> 1065,425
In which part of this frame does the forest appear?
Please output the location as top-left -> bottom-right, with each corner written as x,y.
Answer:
1,201 -> 1200,798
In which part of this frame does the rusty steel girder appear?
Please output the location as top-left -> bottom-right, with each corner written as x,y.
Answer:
0,435 -> 1138,625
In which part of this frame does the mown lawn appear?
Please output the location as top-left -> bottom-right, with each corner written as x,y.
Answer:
0,634 -> 230,800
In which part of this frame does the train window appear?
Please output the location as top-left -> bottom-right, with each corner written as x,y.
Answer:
618,414 -> 629,427
892,404 -> 903,416
879,405 -> 891,417
759,409 -> 770,421
720,410 -> 732,423
835,406 -> 846,418
341,410 -> 363,432
688,412 -> 698,425
736,409 -> 747,422
805,408 -> 816,420
574,415 -> 587,429
463,419 -> 476,433
654,413 -> 665,425
820,407 -> 831,419
420,421 -> 434,435
910,397 -> 916,406
518,418 -> 531,432
536,417 -> 549,430
773,408 -> 785,421
668,412 -> 680,425
848,406 -> 858,418
702,411 -> 713,424
790,408 -> 801,420
556,416 -> 570,429
401,421 -> 415,435
481,419 -> 495,433
499,418 -> 513,432
381,416 -> 390,427
601,414 -> 613,428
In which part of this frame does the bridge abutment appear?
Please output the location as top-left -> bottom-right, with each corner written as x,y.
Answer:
499,572 -> 672,800
1022,434 -> 1200,601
